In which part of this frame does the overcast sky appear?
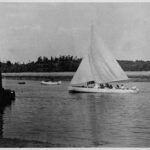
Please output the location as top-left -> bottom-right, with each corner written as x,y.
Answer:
0,3 -> 150,62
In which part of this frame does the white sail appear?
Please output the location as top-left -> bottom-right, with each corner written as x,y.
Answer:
70,54 -> 93,85
70,24 -> 128,86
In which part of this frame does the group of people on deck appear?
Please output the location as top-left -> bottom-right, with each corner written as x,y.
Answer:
87,81 -> 125,89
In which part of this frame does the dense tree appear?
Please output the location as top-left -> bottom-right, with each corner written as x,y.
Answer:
1,55 -> 150,72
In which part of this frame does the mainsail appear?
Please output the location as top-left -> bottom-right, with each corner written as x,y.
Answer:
70,25 -> 128,85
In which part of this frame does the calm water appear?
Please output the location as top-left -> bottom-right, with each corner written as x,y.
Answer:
1,79 -> 150,147
3,71 -> 150,77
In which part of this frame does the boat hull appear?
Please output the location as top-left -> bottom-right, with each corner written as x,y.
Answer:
68,86 -> 139,94
41,81 -> 61,85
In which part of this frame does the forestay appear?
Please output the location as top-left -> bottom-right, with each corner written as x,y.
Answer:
70,25 -> 128,86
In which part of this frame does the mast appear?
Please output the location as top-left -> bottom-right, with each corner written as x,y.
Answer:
89,22 -> 94,56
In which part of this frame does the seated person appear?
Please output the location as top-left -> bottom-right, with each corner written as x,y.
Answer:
121,84 -> 125,89
109,84 -> 113,89
105,83 -> 109,88
105,83 -> 113,89
100,84 -> 104,89
116,84 -> 120,89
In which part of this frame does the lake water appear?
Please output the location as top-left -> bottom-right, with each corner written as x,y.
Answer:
2,71 -> 150,76
1,79 -> 150,147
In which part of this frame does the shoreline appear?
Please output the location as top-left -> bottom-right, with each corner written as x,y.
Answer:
0,137 -> 65,147
2,72 -> 73,81
2,72 -> 150,82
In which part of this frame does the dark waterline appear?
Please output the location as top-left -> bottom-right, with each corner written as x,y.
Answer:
1,79 -> 150,147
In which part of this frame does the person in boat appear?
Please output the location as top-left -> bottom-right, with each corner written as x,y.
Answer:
109,84 -> 113,89
116,84 -> 120,89
105,83 -> 112,89
86,82 -> 89,88
100,84 -> 104,89
105,83 -> 109,88
121,84 -> 125,89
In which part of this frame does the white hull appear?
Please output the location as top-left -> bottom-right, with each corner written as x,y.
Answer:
41,81 -> 61,85
68,86 -> 139,94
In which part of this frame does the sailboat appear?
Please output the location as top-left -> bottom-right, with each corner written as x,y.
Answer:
68,25 -> 139,93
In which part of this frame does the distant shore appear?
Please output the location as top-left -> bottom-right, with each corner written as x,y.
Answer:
2,72 -> 74,81
2,71 -> 150,82
0,137 -> 65,147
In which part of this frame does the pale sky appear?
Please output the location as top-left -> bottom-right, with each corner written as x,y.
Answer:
0,2 -> 150,62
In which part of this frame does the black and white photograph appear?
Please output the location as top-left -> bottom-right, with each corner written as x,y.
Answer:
0,1 -> 150,147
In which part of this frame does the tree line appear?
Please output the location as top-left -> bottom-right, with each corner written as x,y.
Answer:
1,55 -> 82,72
1,55 -> 150,72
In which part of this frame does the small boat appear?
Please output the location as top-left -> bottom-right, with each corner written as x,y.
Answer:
18,81 -> 26,84
41,81 -> 62,85
68,24 -> 139,94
